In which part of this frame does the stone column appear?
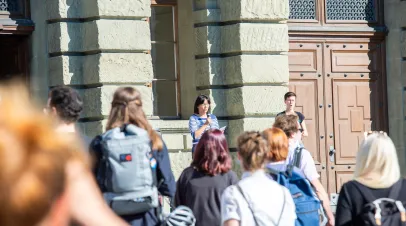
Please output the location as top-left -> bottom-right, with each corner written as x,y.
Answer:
46,0 -> 153,136
194,0 -> 290,148
384,0 -> 406,175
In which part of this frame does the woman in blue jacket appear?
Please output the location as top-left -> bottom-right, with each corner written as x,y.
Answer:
90,87 -> 176,226
189,95 -> 220,154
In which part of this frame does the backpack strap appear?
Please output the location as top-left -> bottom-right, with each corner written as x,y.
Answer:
353,181 -> 377,203
292,146 -> 303,168
236,184 -> 260,226
266,167 -> 280,176
277,186 -> 286,226
150,150 -> 164,223
388,180 -> 403,200
266,167 -> 281,181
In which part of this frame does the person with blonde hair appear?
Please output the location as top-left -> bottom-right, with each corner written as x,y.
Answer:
221,131 -> 296,226
0,83 -> 127,226
335,131 -> 406,226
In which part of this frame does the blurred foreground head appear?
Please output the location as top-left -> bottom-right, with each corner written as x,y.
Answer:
354,131 -> 400,189
0,83 -> 85,226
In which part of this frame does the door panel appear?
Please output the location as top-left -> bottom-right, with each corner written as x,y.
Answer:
288,50 -> 319,72
316,165 -> 328,192
331,50 -> 378,73
289,80 -> 322,164
335,170 -> 354,192
288,41 -> 327,190
332,80 -> 372,165
324,42 -> 386,193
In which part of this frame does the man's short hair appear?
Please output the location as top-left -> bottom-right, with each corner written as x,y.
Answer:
49,86 -> 83,123
284,92 -> 296,100
273,115 -> 299,138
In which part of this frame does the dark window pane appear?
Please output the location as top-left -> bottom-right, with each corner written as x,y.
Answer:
326,0 -> 376,21
153,80 -> 177,116
0,0 -> 20,12
150,6 -> 174,42
151,43 -> 176,80
289,0 -> 316,20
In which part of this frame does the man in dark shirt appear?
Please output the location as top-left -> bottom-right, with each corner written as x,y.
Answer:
44,86 -> 91,148
277,91 -> 308,137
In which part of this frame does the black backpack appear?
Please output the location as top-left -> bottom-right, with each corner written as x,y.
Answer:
354,180 -> 406,226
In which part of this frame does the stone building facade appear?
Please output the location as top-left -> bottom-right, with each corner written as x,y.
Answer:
1,0 -> 406,199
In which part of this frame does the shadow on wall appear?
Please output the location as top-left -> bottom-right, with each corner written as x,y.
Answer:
65,1 -> 103,136
207,25 -> 227,118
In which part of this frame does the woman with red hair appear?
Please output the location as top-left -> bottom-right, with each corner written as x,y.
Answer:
175,129 -> 238,226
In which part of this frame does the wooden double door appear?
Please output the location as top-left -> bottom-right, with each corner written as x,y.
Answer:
288,38 -> 388,195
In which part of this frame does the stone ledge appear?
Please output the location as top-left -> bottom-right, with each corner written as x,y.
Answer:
195,26 -> 222,55
195,55 -> 289,86
219,0 -> 289,22
82,85 -> 153,119
49,56 -> 84,86
48,20 -> 151,54
46,0 -> 151,20
193,0 -> 218,11
193,9 -> 221,24
162,134 -> 186,150
169,152 -> 192,180
401,30 -> 406,58
222,23 -> 289,53
78,120 -> 106,138
194,86 -> 287,117
227,86 -> 287,116
48,53 -> 153,86
198,89 -> 228,117
195,23 -> 289,56
227,117 -> 276,147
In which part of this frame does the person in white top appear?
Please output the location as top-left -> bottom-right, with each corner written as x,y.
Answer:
272,115 -> 335,226
221,131 -> 296,226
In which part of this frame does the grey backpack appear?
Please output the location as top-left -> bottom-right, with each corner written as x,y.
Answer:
98,124 -> 159,216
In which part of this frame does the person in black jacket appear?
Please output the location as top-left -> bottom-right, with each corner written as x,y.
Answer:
175,129 -> 238,226
90,87 -> 176,226
335,131 -> 406,226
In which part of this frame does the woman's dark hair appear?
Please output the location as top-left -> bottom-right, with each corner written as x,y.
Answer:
106,87 -> 163,151
191,129 -> 232,176
49,86 -> 83,123
193,95 -> 211,114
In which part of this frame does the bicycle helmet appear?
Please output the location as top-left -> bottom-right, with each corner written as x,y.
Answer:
166,206 -> 196,226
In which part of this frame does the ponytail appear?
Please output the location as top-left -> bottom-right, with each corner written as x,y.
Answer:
237,131 -> 268,171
